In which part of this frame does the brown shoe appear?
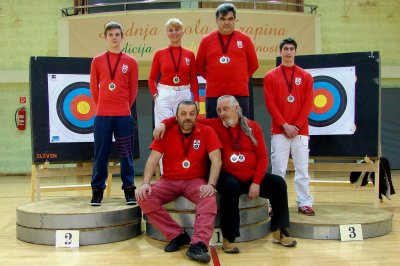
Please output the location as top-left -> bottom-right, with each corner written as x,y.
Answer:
222,238 -> 240,254
272,229 -> 297,247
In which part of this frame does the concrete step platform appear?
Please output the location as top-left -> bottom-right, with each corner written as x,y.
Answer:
16,197 -> 142,245
144,195 -> 271,243
288,204 -> 393,240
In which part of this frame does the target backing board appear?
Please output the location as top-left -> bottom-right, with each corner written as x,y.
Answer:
306,67 -> 356,135
30,56 -> 140,163
277,52 -> 380,158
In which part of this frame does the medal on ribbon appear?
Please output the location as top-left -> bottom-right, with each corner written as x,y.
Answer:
218,32 -> 234,65
169,46 -> 182,85
179,128 -> 195,169
281,65 -> 296,103
106,51 -> 123,91
108,82 -> 116,91
230,154 -> 239,163
173,76 -> 180,84
182,159 -> 191,169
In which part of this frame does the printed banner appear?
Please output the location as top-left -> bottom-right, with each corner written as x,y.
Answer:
61,9 -> 317,78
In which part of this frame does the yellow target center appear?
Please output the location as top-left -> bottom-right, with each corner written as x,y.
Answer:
314,95 -> 327,108
77,101 -> 90,114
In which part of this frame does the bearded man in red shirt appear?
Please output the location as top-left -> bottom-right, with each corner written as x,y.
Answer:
136,100 -> 222,263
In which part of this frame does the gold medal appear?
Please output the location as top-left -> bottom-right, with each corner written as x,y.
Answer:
109,82 -> 116,91
173,76 -> 180,84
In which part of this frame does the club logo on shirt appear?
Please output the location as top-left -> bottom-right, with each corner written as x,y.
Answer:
193,140 -> 200,150
122,64 -> 128,73
295,77 -> 302,85
185,57 -> 190,65
237,41 -> 243,48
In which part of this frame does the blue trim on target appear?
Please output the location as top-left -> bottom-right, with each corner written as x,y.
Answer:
62,88 -> 94,128
309,81 -> 341,121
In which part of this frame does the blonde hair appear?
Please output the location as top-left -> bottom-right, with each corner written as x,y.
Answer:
165,18 -> 183,30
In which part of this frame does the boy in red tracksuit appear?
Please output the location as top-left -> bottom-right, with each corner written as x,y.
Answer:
90,21 -> 138,206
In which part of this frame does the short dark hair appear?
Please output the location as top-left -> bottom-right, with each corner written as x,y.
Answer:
279,38 -> 297,51
104,21 -> 123,37
176,100 -> 198,116
216,3 -> 236,19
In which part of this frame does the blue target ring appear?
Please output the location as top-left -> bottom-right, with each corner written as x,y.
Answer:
57,82 -> 95,134
309,76 -> 347,127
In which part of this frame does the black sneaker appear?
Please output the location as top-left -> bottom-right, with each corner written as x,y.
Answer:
90,188 -> 103,206
124,186 -> 137,205
186,241 -> 211,263
164,229 -> 191,252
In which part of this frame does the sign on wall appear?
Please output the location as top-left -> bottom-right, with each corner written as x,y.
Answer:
60,9 -> 318,78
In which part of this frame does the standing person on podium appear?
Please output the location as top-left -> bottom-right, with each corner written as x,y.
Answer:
196,3 -> 259,118
89,21 -> 138,206
148,18 -> 199,127
263,37 -> 315,216
136,100 -> 222,263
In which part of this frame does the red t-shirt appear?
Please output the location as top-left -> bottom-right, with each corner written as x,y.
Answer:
163,117 -> 268,184
196,30 -> 259,97
263,65 -> 314,135
148,46 -> 199,101
90,51 -> 138,116
150,123 -> 222,180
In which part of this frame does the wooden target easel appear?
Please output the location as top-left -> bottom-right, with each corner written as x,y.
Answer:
31,162 -> 119,201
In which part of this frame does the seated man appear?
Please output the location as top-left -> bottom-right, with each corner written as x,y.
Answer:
136,100 -> 222,263
155,95 -> 297,253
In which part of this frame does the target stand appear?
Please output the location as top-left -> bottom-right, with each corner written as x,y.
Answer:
31,162 -> 118,201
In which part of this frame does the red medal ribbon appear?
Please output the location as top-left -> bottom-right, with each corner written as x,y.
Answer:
106,51 -> 123,82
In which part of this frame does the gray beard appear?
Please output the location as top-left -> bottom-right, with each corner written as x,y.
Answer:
222,118 -> 234,128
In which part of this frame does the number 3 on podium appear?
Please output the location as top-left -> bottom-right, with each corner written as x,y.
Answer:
339,224 -> 363,241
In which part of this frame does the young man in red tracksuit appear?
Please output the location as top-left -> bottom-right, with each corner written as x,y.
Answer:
263,38 -> 315,216
196,3 -> 259,118
136,101 -> 222,263
155,95 -> 297,253
90,21 -> 138,206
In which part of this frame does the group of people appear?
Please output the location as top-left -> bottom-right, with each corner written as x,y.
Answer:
89,2 -> 315,264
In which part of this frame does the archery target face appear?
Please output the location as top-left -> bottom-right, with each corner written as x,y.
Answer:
48,74 -> 95,142
306,67 -> 356,135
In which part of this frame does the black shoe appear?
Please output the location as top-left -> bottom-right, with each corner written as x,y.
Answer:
90,188 -> 103,206
186,241 -> 211,263
164,229 -> 191,252
124,186 -> 137,205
